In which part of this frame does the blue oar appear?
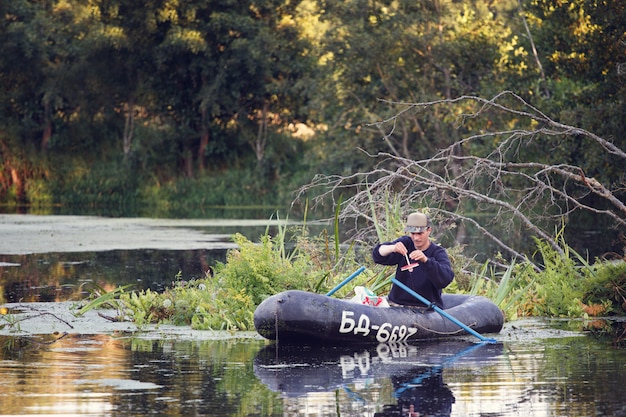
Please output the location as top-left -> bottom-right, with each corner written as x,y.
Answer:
326,266 -> 366,296
394,341 -> 490,397
391,278 -> 497,344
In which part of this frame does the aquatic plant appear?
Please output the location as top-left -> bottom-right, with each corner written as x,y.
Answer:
111,216 -> 368,330
464,230 -> 626,320
463,258 -> 535,320
74,284 -> 134,317
0,307 -> 21,332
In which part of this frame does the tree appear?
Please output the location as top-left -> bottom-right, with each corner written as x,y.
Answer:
523,0 -> 626,182
136,0 -> 316,177
304,0 -> 532,243
0,0 -> 90,201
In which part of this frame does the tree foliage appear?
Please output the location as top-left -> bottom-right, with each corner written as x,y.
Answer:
1,0 -> 317,197
0,0 -> 624,259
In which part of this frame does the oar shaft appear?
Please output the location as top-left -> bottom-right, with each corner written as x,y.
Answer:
391,278 -> 497,344
326,266 -> 366,296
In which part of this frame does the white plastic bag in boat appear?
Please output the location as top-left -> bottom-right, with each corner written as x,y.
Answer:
351,286 -> 390,307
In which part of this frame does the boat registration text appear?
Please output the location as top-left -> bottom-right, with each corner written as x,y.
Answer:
338,310 -> 418,342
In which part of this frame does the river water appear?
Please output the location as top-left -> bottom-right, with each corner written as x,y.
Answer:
1,214 -> 625,417
1,329 -> 625,416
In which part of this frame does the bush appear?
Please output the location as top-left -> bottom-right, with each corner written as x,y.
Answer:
581,261 -> 626,316
116,229 -> 358,331
466,235 -> 600,319
521,237 -> 589,317
140,168 -> 287,217
47,158 -> 142,215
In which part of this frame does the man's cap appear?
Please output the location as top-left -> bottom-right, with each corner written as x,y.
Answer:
404,212 -> 432,233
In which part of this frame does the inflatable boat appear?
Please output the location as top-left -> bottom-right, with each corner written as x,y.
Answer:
253,290 -> 504,344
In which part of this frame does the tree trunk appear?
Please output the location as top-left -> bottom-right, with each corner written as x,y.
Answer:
41,100 -> 52,150
123,98 -> 135,158
183,146 -> 193,178
198,109 -> 209,171
254,101 -> 269,165
10,168 -> 26,204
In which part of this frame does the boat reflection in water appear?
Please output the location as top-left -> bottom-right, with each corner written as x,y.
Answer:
254,340 -> 503,416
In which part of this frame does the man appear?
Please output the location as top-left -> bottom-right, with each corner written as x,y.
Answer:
374,364 -> 455,417
372,212 -> 454,308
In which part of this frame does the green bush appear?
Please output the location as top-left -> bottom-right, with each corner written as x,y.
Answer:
212,233 -> 324,306
518,237 -> 585,316
45,158 -> 142,215
457,227 -> 606,319
140,168 -> 289,217
581,260 -> 626,316
115,229 -> 358,331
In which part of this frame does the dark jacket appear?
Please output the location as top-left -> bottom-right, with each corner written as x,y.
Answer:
372,236 -> 454,308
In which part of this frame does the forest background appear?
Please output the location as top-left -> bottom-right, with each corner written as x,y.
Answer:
1,0 -> 625,263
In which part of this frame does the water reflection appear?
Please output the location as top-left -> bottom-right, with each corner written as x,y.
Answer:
255,341 -> 501,417
0,334 -> 275,416
449,336 -> 626,417
0,249 -> 228,303
381,367 -> 454,417
255,336 -> 626,417
1,332 -> 626,416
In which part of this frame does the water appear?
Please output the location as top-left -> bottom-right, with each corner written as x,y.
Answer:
0,335 -> 269,416
1,214 -> 625,416
0,214 -> 318,303
1,331 -> 625,416
0,249 -> 228,303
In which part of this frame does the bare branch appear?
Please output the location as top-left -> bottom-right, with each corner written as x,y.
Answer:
297,93 -> 625,267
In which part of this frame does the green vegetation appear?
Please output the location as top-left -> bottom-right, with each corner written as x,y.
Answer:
76,220 -> 370,330
458,237 -> 626,321
3,0 -> 624,332
1,1 -> 623,220
72,220 -> 625,332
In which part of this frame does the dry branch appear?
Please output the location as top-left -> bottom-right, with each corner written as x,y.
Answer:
297,92 -> 625,267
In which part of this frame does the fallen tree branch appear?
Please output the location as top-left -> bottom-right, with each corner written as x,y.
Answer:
297,92 -> 625,267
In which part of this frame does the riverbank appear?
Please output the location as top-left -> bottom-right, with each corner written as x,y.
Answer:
0,301 -> 262,341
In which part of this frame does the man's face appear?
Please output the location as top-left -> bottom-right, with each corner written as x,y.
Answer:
410,228 -> 431,250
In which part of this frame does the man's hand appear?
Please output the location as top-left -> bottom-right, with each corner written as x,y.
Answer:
378,242 -> 408,257
410,249 -> 428,263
